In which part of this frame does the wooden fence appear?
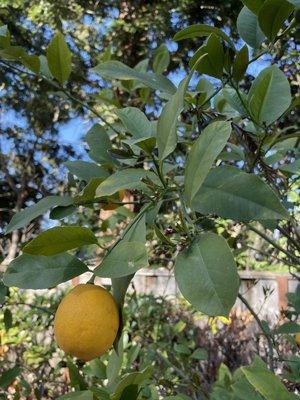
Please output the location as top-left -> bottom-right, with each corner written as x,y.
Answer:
94,269 -> 298,321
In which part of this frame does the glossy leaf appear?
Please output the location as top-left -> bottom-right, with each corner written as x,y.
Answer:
85,124 -> 114,165
96,168 -> 161,197
258,0 -> 294,41
3,252 -> 88,289
175,233 -> 239,316
237,6 -> 265,48
173,24 -> 234,48
153,44 -> 170,74
248,65 -> 291,125
46,31 -> 72,83
184,121 -> 232,206
157,75 -> 190,161
64,161 -> 109,181
116,107 -> 153,138
190,34 -> 224,79
232,45 -> 249,82
5,196 -> 73,234
93,60 -> 176,95
23,226 -> 98,256
191,165 -> 289,221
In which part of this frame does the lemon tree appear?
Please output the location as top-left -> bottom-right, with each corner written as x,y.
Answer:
1,0 -> 300,398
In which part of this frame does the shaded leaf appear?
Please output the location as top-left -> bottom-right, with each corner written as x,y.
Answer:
190,34 -> 224,79
85,124 -> 115,165
232,45 -> 249,82
258,0 -> 294,41
0,366 -> 21,389
237,6 -> 265,48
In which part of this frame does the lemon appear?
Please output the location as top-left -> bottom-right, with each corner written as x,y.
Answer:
296,332 -> 300,345
54,284 -> 119,361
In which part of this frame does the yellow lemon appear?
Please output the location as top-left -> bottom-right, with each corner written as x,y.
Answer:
54,284 -> 119,361
296,332 -> 300,345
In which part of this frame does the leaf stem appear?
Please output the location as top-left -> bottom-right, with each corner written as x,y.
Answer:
245,223 -> 300,266
238,293 -> 275,371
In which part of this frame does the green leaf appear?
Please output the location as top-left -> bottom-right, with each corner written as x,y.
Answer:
3,252 -> 88,289
241,0 -> 265,14
0,366 -> 21,388
191,165 -> 289,221
237,6 -> 265,48
0,282 -> 8,305
111,367 -> 152,400
111,214 -> 146,309
116,107 -> 153,138
21,54 -> 40,73
175,233 -> 239,316
241,357 -> 292,400
191,348 -> 208,360
23,226 -> 98,256
64,161 -> 109,181
280,159 -> 300,174
196,78 -> 215,105
153,44 -> 170,74
67,360 -> 88,391
232,45 -> 249,82
275,322 -> 300,334
107,343 -> 123,384
95,242 -> 147,278
258,0 -> 294,41
184,121 -> 232,206
85,124 -> 115,165
119,385 -> 139,400
190,34 -> 224,79
95,169 -> 161,197
46,32 -> 72,83
59,391 -> 94,400
248,65 -> 292,126
93,60 -> 176,95
74,178 -> 104,204
4,309 -> 12,331
222,88 -> 248,116
157,75 -> 190,161
49,205 -> 77,220
46,31 -> 72,83
5,195 -> 73,234
173,24 -> 234,48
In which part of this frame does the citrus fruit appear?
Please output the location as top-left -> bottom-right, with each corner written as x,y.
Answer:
54,284 -> 119,361
296,332 -> 300,345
